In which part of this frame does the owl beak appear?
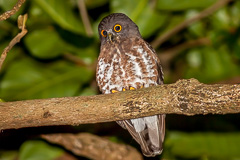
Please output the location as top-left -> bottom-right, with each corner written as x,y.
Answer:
107,32 -> 113,43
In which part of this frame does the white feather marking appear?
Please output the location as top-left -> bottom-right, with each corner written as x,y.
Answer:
117,48 -> 126,78
131,118 -> 146,132
125,52 -> 142,77
145,115 -> 161,147
101,50 -> 123,94
135,46 -> 158,86
144,115 -> 158,129
98,58 -> 109,80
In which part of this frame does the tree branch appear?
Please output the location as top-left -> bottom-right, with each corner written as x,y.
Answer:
77,0 -> 93,37
151,0 -> 233,48
41,133 -> 143,160
159,37 -> 211,67
0,78 -> 239,130
160,37 -> 211,56
0,0 -> 26,21
0,14 -> 28,71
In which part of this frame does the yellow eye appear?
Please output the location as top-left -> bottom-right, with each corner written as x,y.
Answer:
101,30 -> 107,37
114,24 -> 122,32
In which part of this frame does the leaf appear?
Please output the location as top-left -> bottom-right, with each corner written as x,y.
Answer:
211,7 -> 231,29
79,87 -> 97,96
185,46 -> 239,83
24,28 -> 98,61
157,0 -> 217,11
24,28 -> 67,59
136,7 -> 167,37
19,140 -> 63,160
165,132 -> 240,159
0,58 -> 93,101
34,0 -> 85,34
0,151 -> 18,160
186,49 -> 202,68
186,10 -> 205,37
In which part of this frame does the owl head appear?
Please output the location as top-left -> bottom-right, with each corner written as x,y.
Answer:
98,13 -> 141,44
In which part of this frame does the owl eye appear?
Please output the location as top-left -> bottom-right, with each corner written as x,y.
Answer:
101,30 -> 107,37
114,24 -> 122,32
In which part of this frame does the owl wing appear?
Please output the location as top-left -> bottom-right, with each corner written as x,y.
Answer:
145,40 -> 164,85
117,115 -> 165,157
116,40 -> 165,157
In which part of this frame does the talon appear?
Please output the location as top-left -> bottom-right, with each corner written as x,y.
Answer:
111,90 -> 118,93
140,85 -> 144,89
130,87 -> 135,90
122,88 -> 126,91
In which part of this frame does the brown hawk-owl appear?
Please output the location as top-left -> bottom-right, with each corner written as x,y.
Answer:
96,13 -> 165,157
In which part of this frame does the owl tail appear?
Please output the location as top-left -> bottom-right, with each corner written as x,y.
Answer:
118,115 -> 165,157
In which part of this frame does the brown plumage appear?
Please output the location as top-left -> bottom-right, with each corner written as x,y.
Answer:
96,13 -> 165,157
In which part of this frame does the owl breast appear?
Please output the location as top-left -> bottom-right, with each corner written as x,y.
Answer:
96,37 -> 161,94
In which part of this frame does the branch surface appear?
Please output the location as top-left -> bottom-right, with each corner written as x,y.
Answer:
0,79 -> 239,130
0,14 -> 28,70
41,133 -> 143,160
0,0 -> 26,21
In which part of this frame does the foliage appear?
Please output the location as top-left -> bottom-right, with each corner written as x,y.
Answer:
165,132 -> 240,159
19,140 -> 64,160
0,0 -> 240,160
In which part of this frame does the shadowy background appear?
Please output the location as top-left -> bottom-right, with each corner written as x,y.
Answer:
0,0 -> 240,159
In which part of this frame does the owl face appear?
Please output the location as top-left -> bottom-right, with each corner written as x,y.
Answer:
98,13 -> 141,45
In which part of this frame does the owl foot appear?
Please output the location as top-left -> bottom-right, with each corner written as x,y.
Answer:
122,88 -> 126,91
129,87 -> 136,90
140,85 -> 144,89
111,90 -> 118,93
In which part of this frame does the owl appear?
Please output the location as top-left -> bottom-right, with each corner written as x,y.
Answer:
96,13 -> 165,157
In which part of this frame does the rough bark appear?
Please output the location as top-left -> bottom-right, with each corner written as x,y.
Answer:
0,14 -> 28,70
0,78 -> 239,130
0,0 -> 26,21
41,133 -> 143,160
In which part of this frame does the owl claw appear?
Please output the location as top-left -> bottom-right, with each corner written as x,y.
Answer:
140,85 -> 144,89
122,88 -> 126,91
129,87 -> 135,90
111,90 -> 118,93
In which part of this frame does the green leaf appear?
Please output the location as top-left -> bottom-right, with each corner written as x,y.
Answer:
186,49 -> 202,68
27,2 -> 54,27
185,46 -> 239,83
0,21 -> 17,41
165,132 -> 240,159
157,0 -> 217,11
186,10 -> 205,37
0,151 -> 18,160
0,58 -> 93,101
136,7 -> 167,37
79,87 -> 97,96
19,140 -> 63,160
211,7 -> 231,29
24,28 -> 98,61
24,28 -> 67,59
34,0 -> 85,34
154,14 -> 185,42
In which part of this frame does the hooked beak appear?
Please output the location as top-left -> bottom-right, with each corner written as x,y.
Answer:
107,32 -> 113,43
